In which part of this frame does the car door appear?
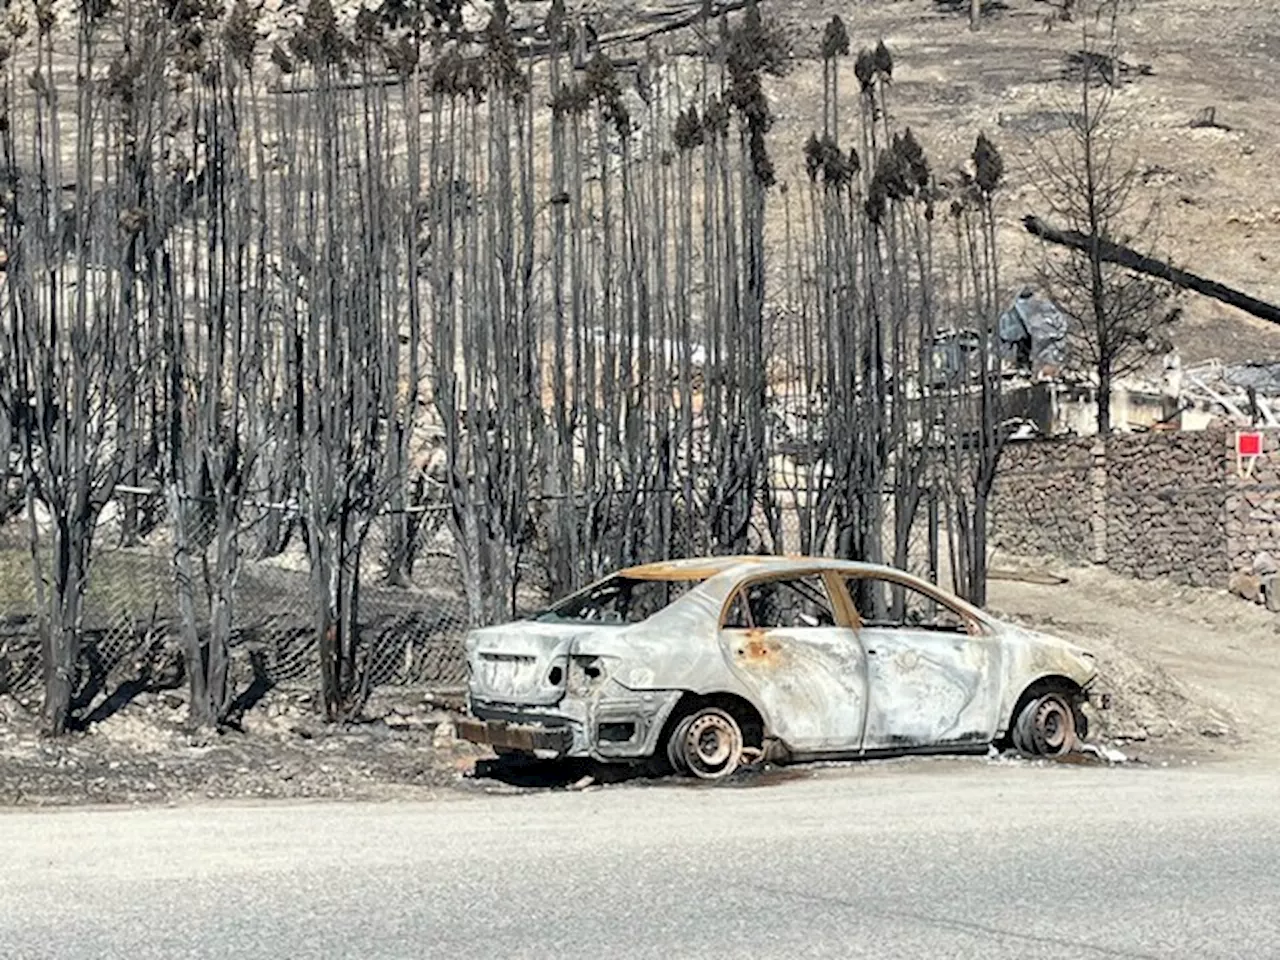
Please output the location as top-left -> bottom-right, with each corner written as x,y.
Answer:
720,572 -> 867,755
844,574 -> 1003,751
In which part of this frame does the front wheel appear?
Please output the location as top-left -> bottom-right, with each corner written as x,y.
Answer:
1012,692 -> 1079,756
667,707 -> 743,781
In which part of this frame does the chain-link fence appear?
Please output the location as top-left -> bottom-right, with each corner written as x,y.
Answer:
0,486 -> 960,708
0,492 -> 473,703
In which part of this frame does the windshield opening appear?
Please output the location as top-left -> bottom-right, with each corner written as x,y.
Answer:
533,575 -> 701,625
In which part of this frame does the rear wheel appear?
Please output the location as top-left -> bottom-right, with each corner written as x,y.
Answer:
665,714 -> 697,775
668,707 -> 743,781
1013,692 -> 1078,757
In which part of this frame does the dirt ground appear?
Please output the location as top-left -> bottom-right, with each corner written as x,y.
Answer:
752,0 -> 1280,366
986,555 -> 1280,760
0,687 -> 487,807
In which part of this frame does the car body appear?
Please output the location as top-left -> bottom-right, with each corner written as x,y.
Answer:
458,556 -> 1104,779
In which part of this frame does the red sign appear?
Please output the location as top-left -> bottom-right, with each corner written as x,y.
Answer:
1238,432 -> 1263,457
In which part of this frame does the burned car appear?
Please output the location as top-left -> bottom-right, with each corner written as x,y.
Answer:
458,557 -> 1105,780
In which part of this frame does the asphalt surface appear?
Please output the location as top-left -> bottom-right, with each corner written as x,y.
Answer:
2,758 -> 1279,960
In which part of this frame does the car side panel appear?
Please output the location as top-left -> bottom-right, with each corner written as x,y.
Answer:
858,627 -> 1005,750
721,626 -> 867,752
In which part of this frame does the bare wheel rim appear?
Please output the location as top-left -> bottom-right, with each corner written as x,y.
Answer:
680,709 -> 743,780
1029,694 -> 1076,756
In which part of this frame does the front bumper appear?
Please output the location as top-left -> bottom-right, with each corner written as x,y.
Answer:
1086,688 -> 1112,710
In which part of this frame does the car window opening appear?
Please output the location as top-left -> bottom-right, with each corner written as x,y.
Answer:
733,575 -> 836,630
534,575 -> 702,625
848,577 -> 968,633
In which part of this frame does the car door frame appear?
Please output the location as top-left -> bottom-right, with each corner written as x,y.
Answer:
833,570 -> 1005,754
717,568 -> 871,759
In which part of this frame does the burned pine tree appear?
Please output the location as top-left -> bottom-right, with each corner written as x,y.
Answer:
940,134 -> 1007,606
699,2 -> 788,555
541,1 -> 585,598
276,0 -> 417,720
877,129 -> 941,595
381,21 -> 427,589
789,128 -> 860,554
831,43 -> 897,577
426,5 -> 541,626
793,41 -> 951,607
158,1 -> 274,730
0,4 -> 141,734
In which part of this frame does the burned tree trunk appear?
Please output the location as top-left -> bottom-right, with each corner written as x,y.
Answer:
1022,214 -> 1280,326
0,11 -> 136,735
160,14 -> 268,730
943,136 -> 1007,607
279,9 -> 413,721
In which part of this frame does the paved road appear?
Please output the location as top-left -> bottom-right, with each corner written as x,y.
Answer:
2,759 -> 1279,959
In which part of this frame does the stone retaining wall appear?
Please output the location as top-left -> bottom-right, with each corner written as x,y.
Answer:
1104,430 -> 1229,586
1225,428 -> 1280,578
992,425 -> 1271,587
990,437 -> 1097,563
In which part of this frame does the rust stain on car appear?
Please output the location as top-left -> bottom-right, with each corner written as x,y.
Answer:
735,631 -> 785,666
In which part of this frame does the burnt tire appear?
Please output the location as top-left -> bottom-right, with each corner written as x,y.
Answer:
665,713 -> 697,775
669,707 -> 743,781
1013,692 -> 1078,757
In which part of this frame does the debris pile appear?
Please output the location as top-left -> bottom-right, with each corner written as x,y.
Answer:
989,611 -> 1237,748
1061,48 -> 1154,86
998,287 -> 1069,379
1228,551 -> 1280,611
1181,359 -> 1280,426
0,687 -> 480,807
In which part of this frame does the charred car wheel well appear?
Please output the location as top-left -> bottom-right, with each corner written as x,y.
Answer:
660,692 -> 766,752
1000,674 -> 1086,749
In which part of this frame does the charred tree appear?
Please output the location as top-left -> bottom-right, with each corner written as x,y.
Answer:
1022,215 -> 1279,325
159,2 -> 271,730
1024,20 -> 1179,435
0,5 -> 139,734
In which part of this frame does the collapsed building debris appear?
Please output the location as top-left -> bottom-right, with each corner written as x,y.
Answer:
1020,212 -> 1280,431
999,287 -> 1069,379
1181,360 -> 1280,427
927,289 -> 1067,388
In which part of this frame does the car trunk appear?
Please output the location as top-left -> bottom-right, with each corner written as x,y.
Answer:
467,622 -> 623,707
